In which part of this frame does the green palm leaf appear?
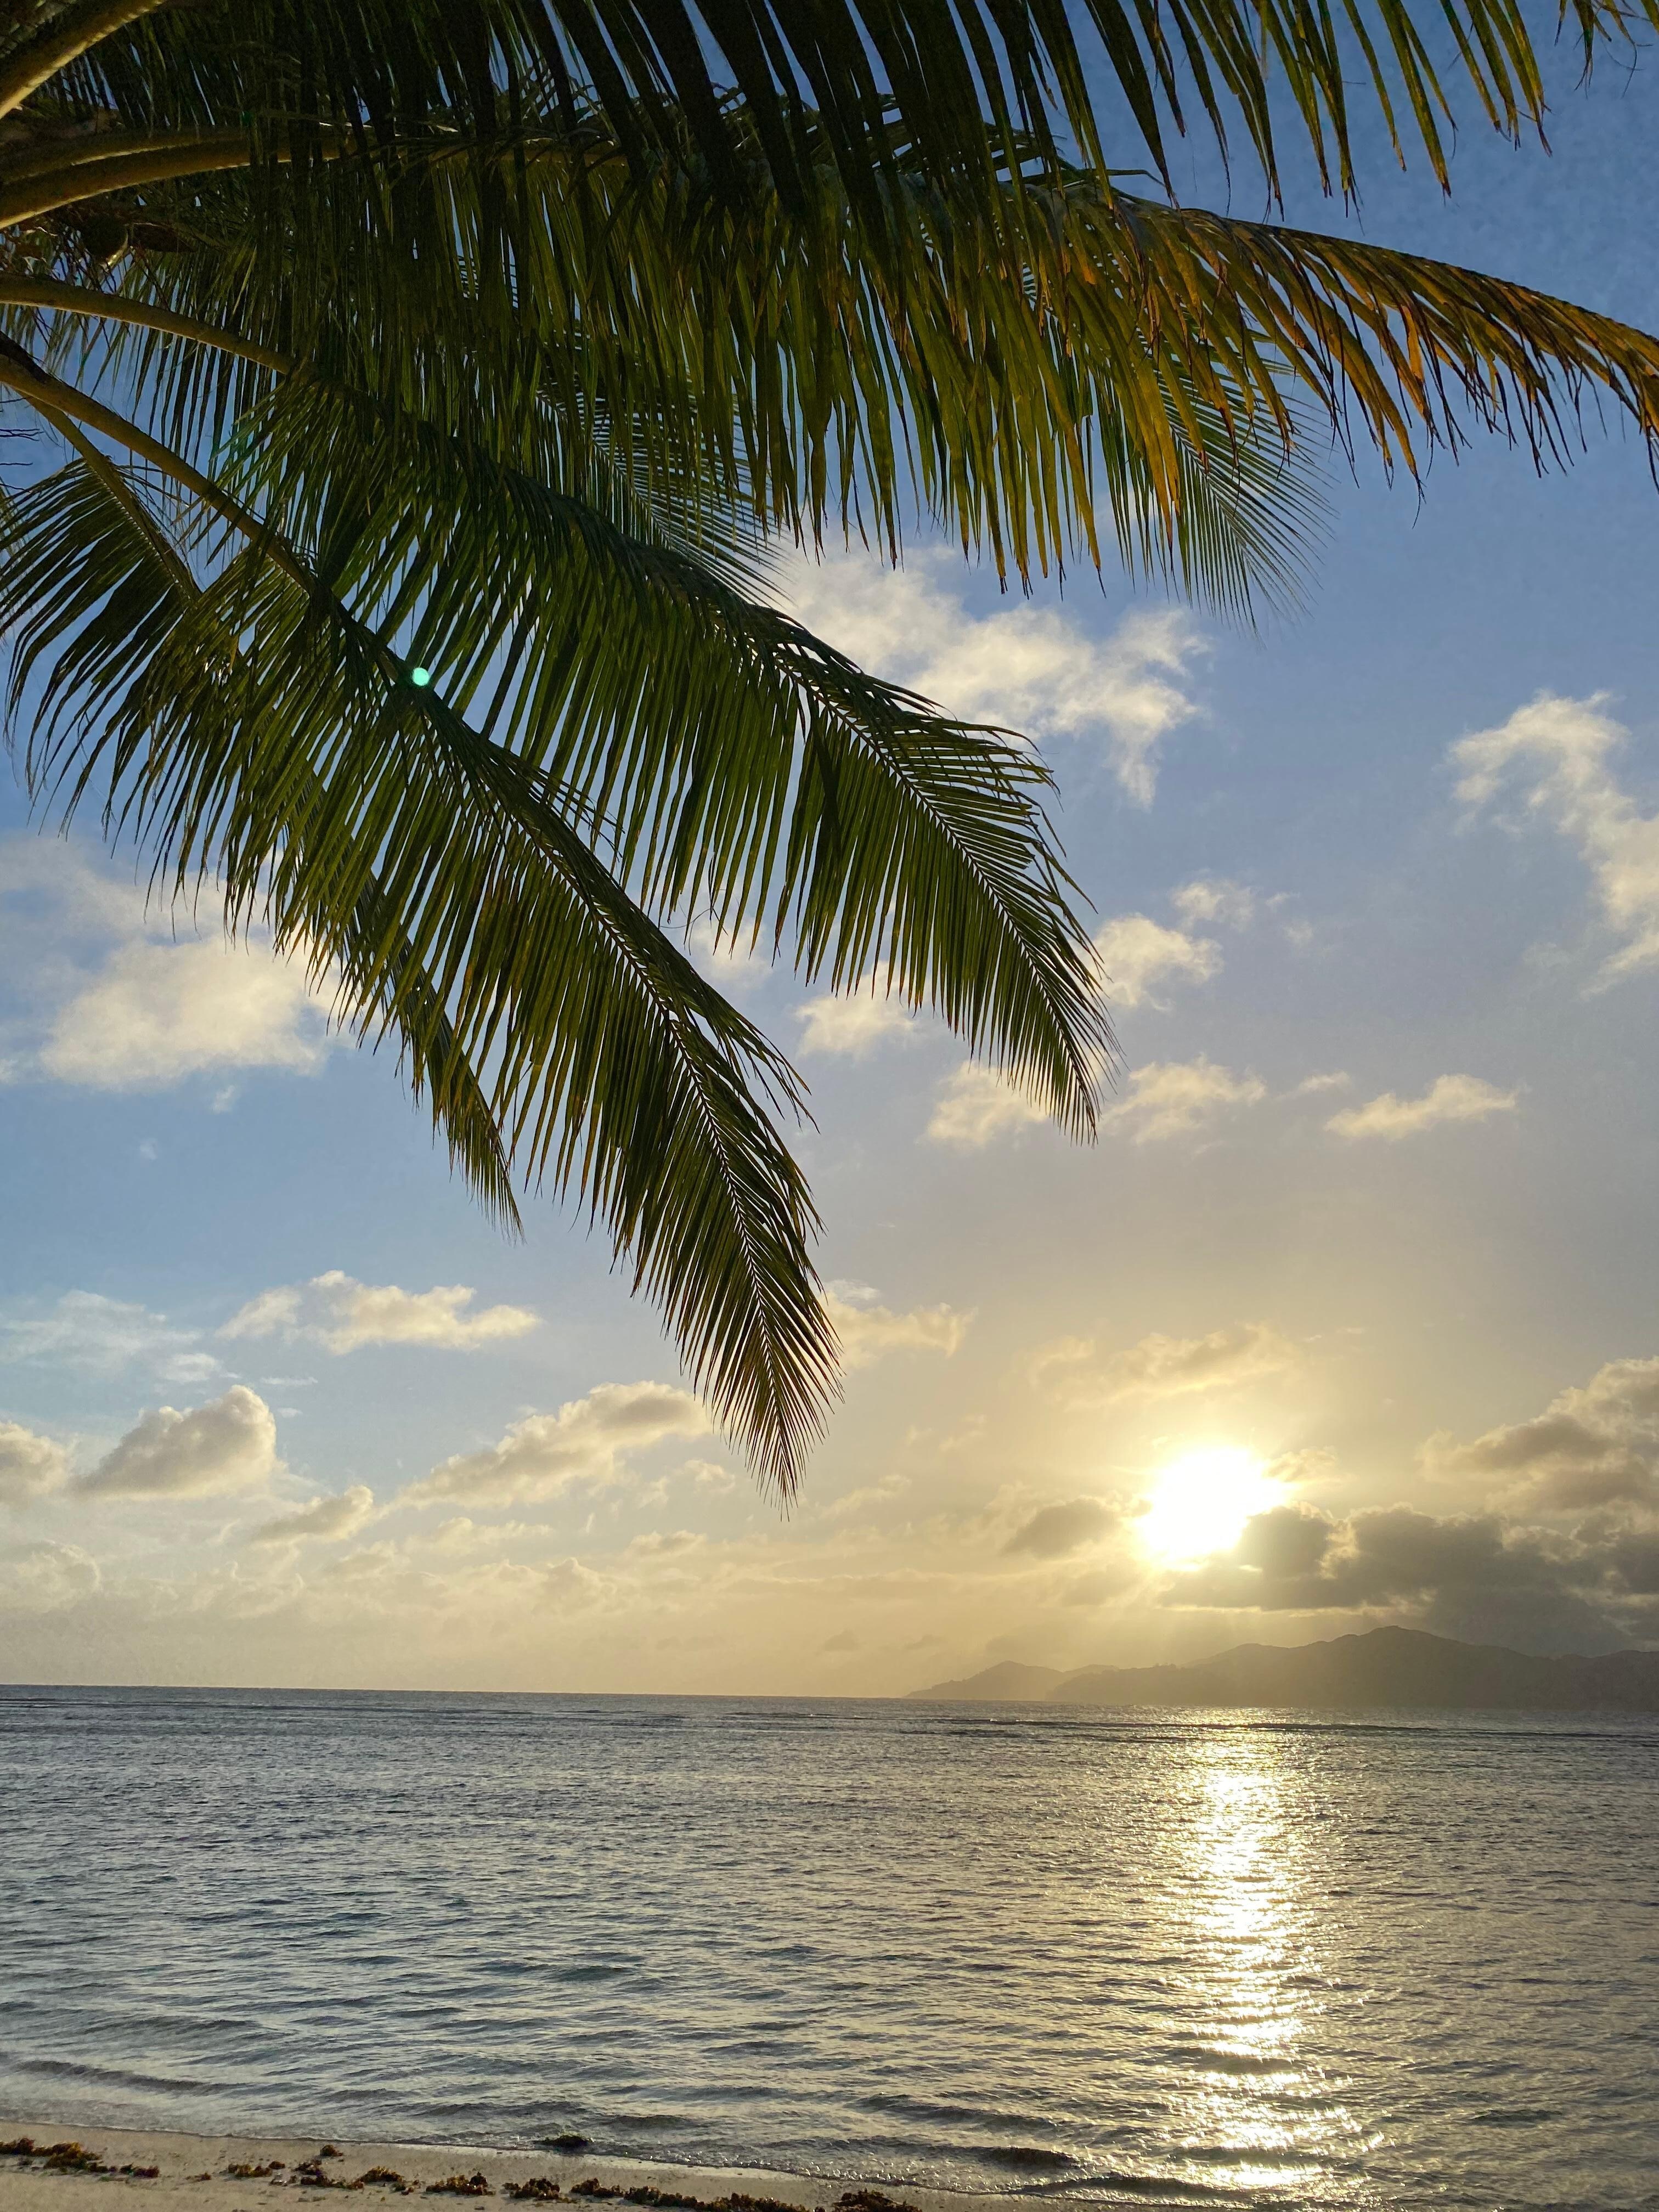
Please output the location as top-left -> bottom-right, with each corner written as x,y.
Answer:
4,0 -> 1659,1492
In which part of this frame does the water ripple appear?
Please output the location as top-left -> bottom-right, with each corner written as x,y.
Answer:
1,1688 -> 1655,2211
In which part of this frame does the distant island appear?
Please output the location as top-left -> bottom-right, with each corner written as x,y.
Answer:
911,1624 -> 1659,1712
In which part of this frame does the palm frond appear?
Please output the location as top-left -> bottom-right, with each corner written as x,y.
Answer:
7,0 -> 1657,226
0,443 -> 839,1489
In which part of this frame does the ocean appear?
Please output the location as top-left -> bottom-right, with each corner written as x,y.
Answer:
0,1686 -> 1654,2210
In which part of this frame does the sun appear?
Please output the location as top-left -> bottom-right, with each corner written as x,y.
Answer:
1137,1446 -> 1282,1563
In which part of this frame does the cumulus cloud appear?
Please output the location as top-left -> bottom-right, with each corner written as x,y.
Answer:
796,990 -> 916,1057
1093,915 -> 1219,1010
1035,1322 -> 1299,1406
1426,1353 -> 1659,1509
407,1380 -> 708,1506
1004,1497 -> 1120,1559
39,939 -> 329,1089
1103,1058 -> 1266,1144
76,1385 -> 278,1499
1451,692 -> 1659,984
926,1064 -> 1051,1149
0,833 -> 332,1093
247,1486 -> 376,1547
0,1421 -> 69,1506
1326,1074 -> 1518,1141
826,1290 -> 970,1368
787,552 -> 1205,803
0,1540 -> 100,1615
222,1271 -> 538,1353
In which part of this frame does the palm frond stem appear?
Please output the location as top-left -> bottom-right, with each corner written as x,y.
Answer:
0,131 -> 328,229
0,0 -> 170,117
0,276 -> 291,371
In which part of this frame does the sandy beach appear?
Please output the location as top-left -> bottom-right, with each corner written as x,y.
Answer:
0,2128 -> 1018,2212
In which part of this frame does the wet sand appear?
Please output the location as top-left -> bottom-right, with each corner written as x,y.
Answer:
0,2128 -> 1016,2212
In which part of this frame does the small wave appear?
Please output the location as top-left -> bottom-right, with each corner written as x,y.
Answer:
13,2055 -> 217,2096
1057,2172 -> 1262,2204
974,2146 -> 1077,2171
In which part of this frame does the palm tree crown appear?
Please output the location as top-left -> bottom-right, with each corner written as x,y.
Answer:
3,0 -> 1657,1492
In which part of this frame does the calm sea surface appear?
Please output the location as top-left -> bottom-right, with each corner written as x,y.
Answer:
0,1688 -> 1655,2210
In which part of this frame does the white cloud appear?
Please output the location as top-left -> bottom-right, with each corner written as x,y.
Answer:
222,1271 -> 538,1353
1452,692 -> 1659,984
683,917 -> 770,990
407,1381 -> 709,1506
1172,878 -> 1256,930
40,938 -> 328,1088
247,1486 -> 376,1547
796,990 -> 916,1057
1327,1074 -> 1518,1142
826,1291 -> 970,1368
1093,913 -> 1219,1010
76,1385 -> 278,1499
1035,1321 -> 1300,1405
0,1422 -> 69,1506
1103,1058 -> 1266,1143
0,832 -> 332,1093
0,1291 -> 210,1381
926,1064 -> 1051,1149
787,552 -> 1205,803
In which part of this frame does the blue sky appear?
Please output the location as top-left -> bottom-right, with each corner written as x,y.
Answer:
3,40 -> 1659,1689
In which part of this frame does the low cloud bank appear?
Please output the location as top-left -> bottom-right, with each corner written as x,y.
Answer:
1164,1498 -> 1655,1652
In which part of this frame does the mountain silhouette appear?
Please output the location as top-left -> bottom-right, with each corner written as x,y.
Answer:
911,1625 -> 1659,1711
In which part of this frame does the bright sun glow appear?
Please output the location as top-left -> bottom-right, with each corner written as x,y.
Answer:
1138,1446 -> 1282,1562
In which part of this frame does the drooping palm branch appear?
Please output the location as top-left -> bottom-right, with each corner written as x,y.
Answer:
3,0 -> 1659,1492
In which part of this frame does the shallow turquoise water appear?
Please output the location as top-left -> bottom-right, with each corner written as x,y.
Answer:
0,1687 -> 1655,2209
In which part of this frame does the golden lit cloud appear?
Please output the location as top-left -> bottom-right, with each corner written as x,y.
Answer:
1327,1074 -> 1518,1142
1103,1058 -> 1266,1143
1035,1322 -> 1300,1406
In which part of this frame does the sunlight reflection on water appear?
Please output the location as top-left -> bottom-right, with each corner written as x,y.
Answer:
1160,1733 -> 1367,2193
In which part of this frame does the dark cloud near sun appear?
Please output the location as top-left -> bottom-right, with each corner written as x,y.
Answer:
1003,1497 -> 1119,1560
1165,1500 -> 1659,1654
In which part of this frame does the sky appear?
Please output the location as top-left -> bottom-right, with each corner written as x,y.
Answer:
4,43 -> 1659,1692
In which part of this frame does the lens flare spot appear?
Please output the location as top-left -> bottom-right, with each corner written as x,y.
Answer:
1138,1447 -> 1280,1562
